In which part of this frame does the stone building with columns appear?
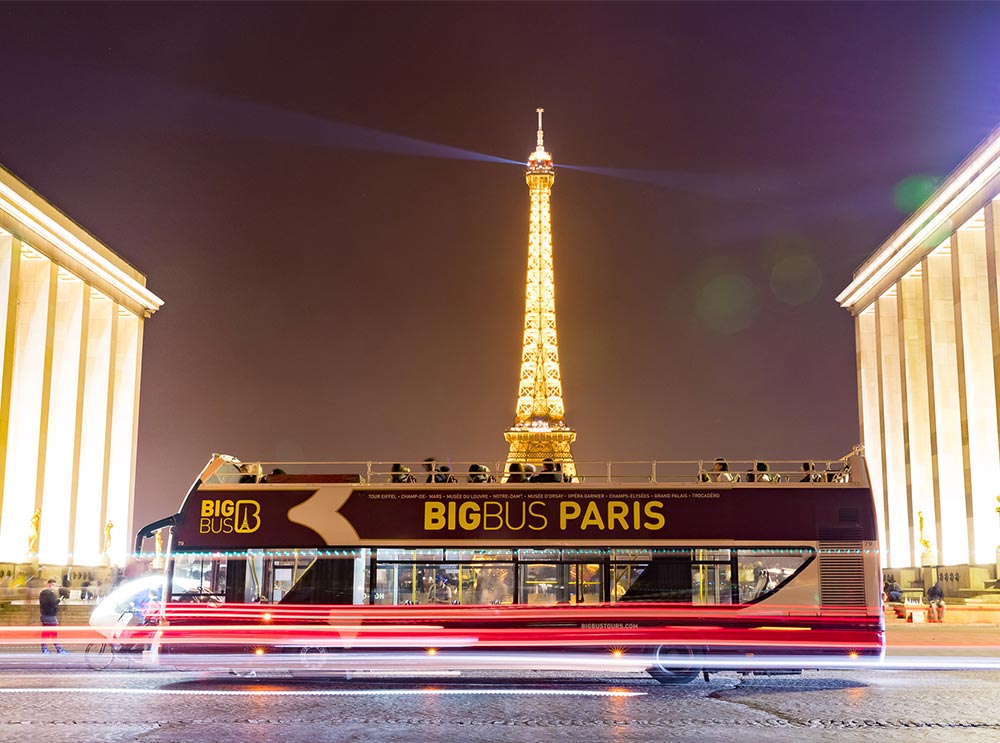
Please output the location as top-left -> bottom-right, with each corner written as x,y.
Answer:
838,126 -> 1000,592
0,162 -> 162,571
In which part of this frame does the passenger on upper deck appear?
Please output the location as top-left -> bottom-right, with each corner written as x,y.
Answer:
800,461 -> 821,483
506,462 -> 528,483
260,468 -> 286,483
753,461 -> 777,482
435,465 -> 458,484
238,463 -> 260,484
468,464 -> 495,483
710,458 -> 734,483
391,463 -> 416,484
530,458 -> 562,483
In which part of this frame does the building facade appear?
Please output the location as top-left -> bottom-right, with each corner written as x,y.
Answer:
0,163 -> 162,569
838,126 -> 1000,589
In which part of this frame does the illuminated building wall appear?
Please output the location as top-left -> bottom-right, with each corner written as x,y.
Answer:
0,163 -> 162,567
839,126 -> 1000,571
504,109 -> 577,473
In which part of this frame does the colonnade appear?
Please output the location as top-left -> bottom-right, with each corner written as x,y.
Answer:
0,165 -> 160,567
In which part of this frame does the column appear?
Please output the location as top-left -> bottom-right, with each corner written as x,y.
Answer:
925,243 -> 969,565
857,308 -> 886,565
38,270 -> 86,564
0,235 -> 19,526
106,307 -> 139,565
877,292 -> 909,567
0,248 -> 53,562
73,289 -> 113,565
899,268 -> 936,564
954,218 -> 1000,565
983,199 -> 1000,565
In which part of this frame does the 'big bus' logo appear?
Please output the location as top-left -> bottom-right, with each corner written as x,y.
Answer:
200,499 -> 261,534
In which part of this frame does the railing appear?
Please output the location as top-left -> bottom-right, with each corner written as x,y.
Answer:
206,453 -> 862,487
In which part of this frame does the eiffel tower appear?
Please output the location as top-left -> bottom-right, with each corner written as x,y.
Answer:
504,109 -> 577,476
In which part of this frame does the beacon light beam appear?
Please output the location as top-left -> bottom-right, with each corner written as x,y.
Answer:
0,48 -> 521,166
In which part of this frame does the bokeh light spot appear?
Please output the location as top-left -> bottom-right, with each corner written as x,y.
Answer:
696,273 -> 757,334
893,175 -> 939,213
770,254 -> 823,305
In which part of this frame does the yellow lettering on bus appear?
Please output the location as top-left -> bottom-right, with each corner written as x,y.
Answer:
560,502 -> 581,530
425,502 -> 446,530
528,501 -> 548,530
607,501 -> 629,531
459,502 -> 480,530
643,501 -> 665,530
482,501 -> 503,530
580,501 -> 604,530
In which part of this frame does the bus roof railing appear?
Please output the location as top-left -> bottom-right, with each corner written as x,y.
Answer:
201,449 -> 866,488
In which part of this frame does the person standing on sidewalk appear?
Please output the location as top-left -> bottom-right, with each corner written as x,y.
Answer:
39,579 -> 67,654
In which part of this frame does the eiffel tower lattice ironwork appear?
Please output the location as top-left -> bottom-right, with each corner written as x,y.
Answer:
504,109 -> 577,476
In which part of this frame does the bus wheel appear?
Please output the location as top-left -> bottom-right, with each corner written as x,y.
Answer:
289,647 -> 329,676
647,645 -> 701,685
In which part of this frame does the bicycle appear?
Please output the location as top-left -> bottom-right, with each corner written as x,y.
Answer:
85,605 -> 155,671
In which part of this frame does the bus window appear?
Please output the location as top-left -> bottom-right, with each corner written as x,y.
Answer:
617,556 -> 693,602
470,564 -> 513,604
570,563 -> 604,604
692,563 -> 732,605
520,563 -> 564,604
373,563 -> 431,604
738,548 -> 815,602
278,556 -> 355,605
171,554 -> 229,603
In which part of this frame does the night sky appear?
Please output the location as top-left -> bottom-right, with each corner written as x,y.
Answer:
2,3 -> 999,532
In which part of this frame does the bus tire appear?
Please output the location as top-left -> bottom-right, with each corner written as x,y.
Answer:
646,645 -> 701,685
289,646 -> 329,676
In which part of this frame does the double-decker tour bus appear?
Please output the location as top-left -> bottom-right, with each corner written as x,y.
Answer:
128,449 -> 884,683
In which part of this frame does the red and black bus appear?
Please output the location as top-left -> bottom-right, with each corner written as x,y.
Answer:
132,452 -> 884,682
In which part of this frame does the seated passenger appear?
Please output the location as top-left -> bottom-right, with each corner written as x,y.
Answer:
238,463 -> 260,484
754,461 -> 776,482
390,463 -> 416,483
434,465 -> 458,484
530,458 -> 562,483
468,464 -> 495,483
710,457 -> 734,483
800,461 -> 821,483
506,462 -> 528,483
260,468 -> 286,483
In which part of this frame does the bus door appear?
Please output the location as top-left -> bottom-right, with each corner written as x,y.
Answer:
518,550 -> 606,605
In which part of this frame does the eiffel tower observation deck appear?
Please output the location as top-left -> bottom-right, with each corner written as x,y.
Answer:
504,109 -> 577,477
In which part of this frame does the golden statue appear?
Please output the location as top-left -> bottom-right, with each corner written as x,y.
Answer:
155,530 -> 163,558
27,509 -> 41,552
918,510 -> 932,553
103,520 -> 114,554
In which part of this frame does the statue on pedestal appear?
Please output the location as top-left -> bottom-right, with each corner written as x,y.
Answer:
103,520 -> 114,555
27,509 -> 41,553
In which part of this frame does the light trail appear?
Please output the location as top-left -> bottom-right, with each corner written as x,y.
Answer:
0,687 -> 645,697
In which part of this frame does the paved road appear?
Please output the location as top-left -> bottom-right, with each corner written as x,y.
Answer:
0,621 -> 997,742
1,667 -> 999,742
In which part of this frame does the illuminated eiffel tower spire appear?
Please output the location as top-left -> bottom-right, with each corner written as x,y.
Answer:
504,109 -> 577,475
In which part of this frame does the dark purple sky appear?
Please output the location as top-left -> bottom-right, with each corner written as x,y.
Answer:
1,3 -> 999,532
